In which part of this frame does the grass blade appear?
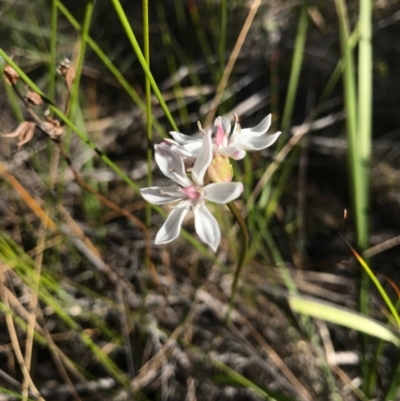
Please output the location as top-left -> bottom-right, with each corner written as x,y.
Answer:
56,0 -> 166,137
279,0 -> 309,145
109,0 -> 178,131
289,295 -> 400,347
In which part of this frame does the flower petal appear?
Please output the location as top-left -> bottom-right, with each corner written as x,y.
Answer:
218,145 -> 246,160
232,115 -> 272,141
169,131 -> 203,144
203,182 -> 244,204
231,131 -> 281,151
217,116 -> 231,135
155,143 -> 191,187
214,118 -> 225,146
155,203 -> 190,244
171,141 -> 203,158
140,186 -> 183,205
191,129 -> 212,186
193,202 -> 220,252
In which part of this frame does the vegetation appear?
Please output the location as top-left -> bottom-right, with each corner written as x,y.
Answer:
0,0 -> 399,400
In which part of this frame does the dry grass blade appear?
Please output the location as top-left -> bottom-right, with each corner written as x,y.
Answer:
204,0 -> 262,127
0,160 -> 57,231
0,265 -> 100,400
0,264 -> 45,401
317,321 -> 369,401
22,226 -> 46,401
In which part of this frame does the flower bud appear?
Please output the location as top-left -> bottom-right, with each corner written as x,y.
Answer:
207,155 -> 233,183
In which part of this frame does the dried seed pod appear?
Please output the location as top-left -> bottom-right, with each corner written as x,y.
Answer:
1,121 -> 36,148
4,64 -> 19,85
56,58 -> 75,90
25,88 -> 43,106
42,118 -> 64,139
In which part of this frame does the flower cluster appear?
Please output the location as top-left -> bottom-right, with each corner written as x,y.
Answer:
140,114 -> 281,251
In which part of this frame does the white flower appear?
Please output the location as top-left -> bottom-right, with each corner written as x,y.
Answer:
167,114 -> 281,161
140,131 -> 244,251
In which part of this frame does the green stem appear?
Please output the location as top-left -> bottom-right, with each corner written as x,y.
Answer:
226,200 -> 249,312
109,0 -> 178,131
67,0 -> 94,122
278,0 -> 308,147
143,0 -> 152,228
56,0 -> 166,137
48,0 -> 58,102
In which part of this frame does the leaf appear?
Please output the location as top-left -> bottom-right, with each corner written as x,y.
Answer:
289,295 -> 400,347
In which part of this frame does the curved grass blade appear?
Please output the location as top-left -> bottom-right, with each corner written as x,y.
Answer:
289,295 -> 400,347
339,218 -> 400,328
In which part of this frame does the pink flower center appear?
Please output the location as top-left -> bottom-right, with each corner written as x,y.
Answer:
182,185 -> 200,200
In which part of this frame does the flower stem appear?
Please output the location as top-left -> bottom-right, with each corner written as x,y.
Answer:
226,200 -> 249,318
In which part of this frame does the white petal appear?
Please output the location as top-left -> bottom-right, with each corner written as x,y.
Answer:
140,186 -> 183,205
170,131 -> 203,144
235,114 -> 271,138
219,145 -> 246,160
191,129 -> 212,186
216,116 -> 231,135
203,182 -> 244,204
193,203 -> 220,252
173,141 -> 203,158
232,131 -> 281,151
155,203 -> 190,244
155,144 -> 191,187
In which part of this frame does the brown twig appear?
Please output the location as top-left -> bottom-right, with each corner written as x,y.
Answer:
204,0 -> 262,127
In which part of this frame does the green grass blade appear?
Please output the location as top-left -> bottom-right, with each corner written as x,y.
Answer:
143,0 -> 152,228
109,0 -> 178,131
358,0 -> 372,244
357,9 -> 373,391
48,0 -> 58,101
318,27 -> 359,105
187,1 -> 217,78
350,248 -> 400,328
0,386 -> 37,401
289,295 -> 400,347
334,0 -> 365,249
210,356 -> 279,401
334,0 -> 373,390
384,353 -> 400,401
67,0 -> 94,121
56,0 -> 166,137
279,0 -> 309,146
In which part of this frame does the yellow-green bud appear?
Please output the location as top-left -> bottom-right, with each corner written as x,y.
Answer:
207,155 -> 233,183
